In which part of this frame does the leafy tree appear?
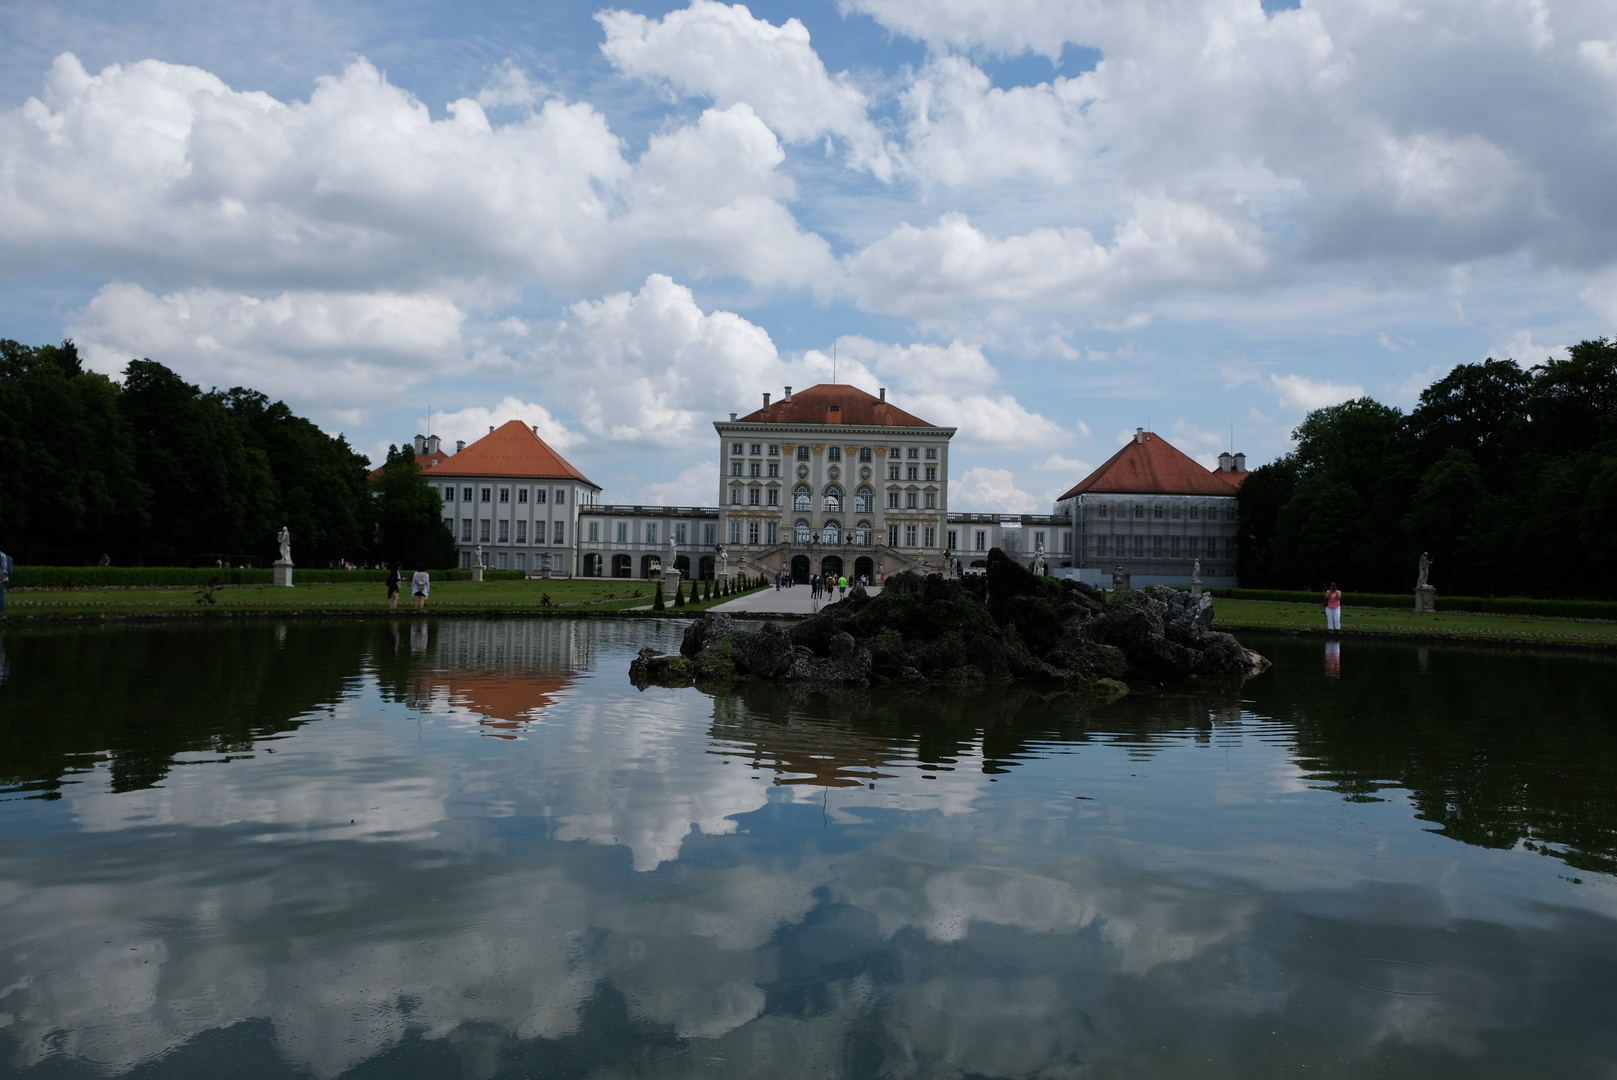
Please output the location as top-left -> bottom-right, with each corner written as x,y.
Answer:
1236,457 -> 1298,586
371,445 -> 457,569
1407,359 -> 1531,476
1403,448 -> 1494,593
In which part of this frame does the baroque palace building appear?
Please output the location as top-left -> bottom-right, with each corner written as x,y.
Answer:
413,393 -> 1244,587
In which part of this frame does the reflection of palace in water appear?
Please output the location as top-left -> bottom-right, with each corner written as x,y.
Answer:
397,621 -> 597,739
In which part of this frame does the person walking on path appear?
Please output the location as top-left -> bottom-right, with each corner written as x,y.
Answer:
837,574 -> 847,599
775,572 -> 781,591
386,564 -> 402,611
411,568 -> 431,611
0,548 -> 11,613
1325,582 -> 1342,632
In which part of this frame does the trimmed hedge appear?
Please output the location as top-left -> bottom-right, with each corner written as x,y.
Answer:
1203,587 -> 1617,621
10,566 -> 528,589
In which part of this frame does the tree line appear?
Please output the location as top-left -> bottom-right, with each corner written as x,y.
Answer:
1238,338 -> 1617,598
0,340 -> 456,568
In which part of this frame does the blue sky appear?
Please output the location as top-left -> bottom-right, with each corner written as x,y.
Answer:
2,0 -> 1613,511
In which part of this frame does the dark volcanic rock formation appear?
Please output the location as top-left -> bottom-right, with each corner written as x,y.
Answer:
630,548 -> 1267,694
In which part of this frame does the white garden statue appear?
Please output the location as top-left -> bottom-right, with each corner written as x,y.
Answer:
277,525 -> 292,563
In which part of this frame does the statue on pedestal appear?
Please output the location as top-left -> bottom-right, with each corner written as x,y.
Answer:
668,532 -> 679,575
474,543 -> 483,568
1031,539 -> 1046,577
717,545 -> 727,578
277,525 -> 292,564
1417,552 -> 1431,588
1192,558 -> 1201,581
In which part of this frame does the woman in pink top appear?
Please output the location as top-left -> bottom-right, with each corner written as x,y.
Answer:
1324,582 -> 1342,631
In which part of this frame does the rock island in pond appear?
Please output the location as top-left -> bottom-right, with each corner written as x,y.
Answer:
630,548 -> 1267,695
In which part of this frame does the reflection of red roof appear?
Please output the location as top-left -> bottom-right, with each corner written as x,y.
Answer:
732,384 -> 941,428
1059,433 -> 1239,499
427,420 -> 597,487
428,673 -> 575,739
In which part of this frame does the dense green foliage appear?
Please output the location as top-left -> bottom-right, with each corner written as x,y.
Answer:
7,567 -> 524,588
0,341 -> 453,568
1239,340 -> 1617,597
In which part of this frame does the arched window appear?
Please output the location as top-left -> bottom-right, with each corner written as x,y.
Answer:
823,483 -> 843,514
855,485 -> 874,513
822,520 -> 841,545
854,521 -> 872,545
794,520 -> 812,544
793,483 -> 811,511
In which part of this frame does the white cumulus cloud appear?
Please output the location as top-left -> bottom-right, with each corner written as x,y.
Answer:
1269,372 -> 1365,413
952,466 -> 1039,514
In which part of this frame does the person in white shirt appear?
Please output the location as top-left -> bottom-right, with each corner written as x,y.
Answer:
411,569 -> 431,611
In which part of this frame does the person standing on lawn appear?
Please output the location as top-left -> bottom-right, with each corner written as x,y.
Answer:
1325,582 -> 1342,632
0,548 -> 11,612
386,564 -> 402,611
412,568 -> 431,611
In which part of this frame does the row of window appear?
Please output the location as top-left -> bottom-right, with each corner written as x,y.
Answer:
1094,535 -> 1237,558
730,485 -> 938,510
1095,504 -> 1234,521
581,521 -> 720,546
461,550 -> 562,571
723,520 -> 940,547
939,530 -> 1075,555
442,485 -> 569,505
446,518 -> 568,544
730,442 -> 940,463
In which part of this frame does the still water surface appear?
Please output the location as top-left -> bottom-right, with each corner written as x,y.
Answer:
0,619 -> 1614,1078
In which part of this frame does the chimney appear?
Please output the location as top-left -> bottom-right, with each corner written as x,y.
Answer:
488,425 -> 494,434
1218,451 -> 1233,472
1135,427 -> 1144,444
1233,452 -> 1246,473
530,424 -> 537,435
828,405 -> 842,424
413,434 -> 426,454
763,392 -> 771,408
730,412 -> 737,421
455,440 -> 466,454
425,434 -> 441,455
879,387 -> 887,402
783,386 -> 792,402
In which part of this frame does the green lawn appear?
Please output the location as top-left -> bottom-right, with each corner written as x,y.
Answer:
2,577 -> 756,619
1213,597 -> 1617,648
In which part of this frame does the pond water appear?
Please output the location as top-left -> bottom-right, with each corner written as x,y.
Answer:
0,619 -> 1615,1078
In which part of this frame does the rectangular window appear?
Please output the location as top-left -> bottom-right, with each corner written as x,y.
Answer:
947,529 -> 958,550
797,445 -> 810,461
925,448 -> 936,459
888,491 -> 900,508
499,488 -> 509,503
1188,536 -> 1199,556
536,489 -> 547,504
589,521 -> 599,542
733,443 -> 743,455
444,486 -> 455,501
1170,535 -> 1180,556
748,521 -> 760,544
617,522 -> 628,543
1097,536 -> 1108,557
1063,532 -> 1072,553
859,447 -> 872,463
676,523 -> 687,544
925,466 -> 936,481
1035,530 -> 1045,549
498,520 -> 510,543
732,462 -> 743,476
731,489 -> 741,505
480,519 -> 491,543
555,490 -> 565,505
463,487 -> 473,503
747,462 -> 758,477
1170,506 -> 1179,519
924,492 -> 936,509
908,448 -> 919,459
1133,535 -> 1145,557
553,520 -> 565,544
481,487 -> 492,503
767,462 -> 779,477
767,488 -> 778,506
889,524 -> 901,546
889,465 -> 900,480
767,521 -> 778,544
647,523 -> 658,544
889,447 -> 902,459
443,517 -> 453,533
731,521 -> 742,544
497,552 -> 508,570
907,466 -> 919,481
1134,505 -> 1144,518
768,444 -> 780,457
461,520 -> 472,542
516,553 -> 526,571
461,550 -> 472,569
905,524 -> 917,546
518,489 -> 528,504
704,523 -> 715,545
516,520 -> 527,543
1153,506 -> 1162,519
906,492 -> 918,509
1189,507 -> 1199,520
1097,505 -> 1108,518
975,530 -> 987,552
750,443 -> 762,455
828,446 -> 842,462
924,526 -> 936,547
1152,536 -> 1163,557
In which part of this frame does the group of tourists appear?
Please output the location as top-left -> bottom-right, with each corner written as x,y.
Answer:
385,564 -> 433,611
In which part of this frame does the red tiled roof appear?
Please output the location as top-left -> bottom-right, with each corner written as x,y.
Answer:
426,420 -> 597,486
1058,432 -> 1241,499
1209,467 -> 1246,490
368,449 -> 450,481
732,384 -> 941,428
